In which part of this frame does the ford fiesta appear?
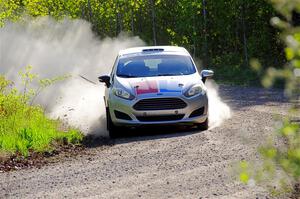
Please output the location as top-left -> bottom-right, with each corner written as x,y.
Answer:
99,46 -> 214,138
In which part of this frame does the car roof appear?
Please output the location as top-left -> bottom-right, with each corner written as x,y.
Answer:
119,46 -> 190,57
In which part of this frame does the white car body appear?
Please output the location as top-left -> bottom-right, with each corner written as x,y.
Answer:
99,46 -> 213,137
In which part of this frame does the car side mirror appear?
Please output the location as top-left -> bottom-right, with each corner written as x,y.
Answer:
98,75 -> 111,87
200,70 -> 214,83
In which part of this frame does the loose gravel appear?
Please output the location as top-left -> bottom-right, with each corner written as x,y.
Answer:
0,85 -> 293,199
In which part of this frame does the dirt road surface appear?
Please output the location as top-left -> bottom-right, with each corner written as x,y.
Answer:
0,85 -> 291,198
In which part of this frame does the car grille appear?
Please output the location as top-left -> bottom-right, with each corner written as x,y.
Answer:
136,114 -> 185,122
133,98 -> 187,111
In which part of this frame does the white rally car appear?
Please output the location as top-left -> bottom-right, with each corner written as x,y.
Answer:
99,46 -> 213,138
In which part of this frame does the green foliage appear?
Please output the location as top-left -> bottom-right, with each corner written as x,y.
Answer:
239,161 -> 250,184
239,0 -> 300,196
17,65 -> 70,105
211,53 -> 261,86
279,123 -> 300,176
0,0 -> 283,85
239,121 -> 300,195
0,71 -> 82,158
0,0 -> 23,26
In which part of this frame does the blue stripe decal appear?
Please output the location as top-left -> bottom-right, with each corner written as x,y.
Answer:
159,80 -> 182,93
159,89 -> 181,93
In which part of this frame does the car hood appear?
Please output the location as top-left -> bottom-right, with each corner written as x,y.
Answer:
115,73 -> 203,97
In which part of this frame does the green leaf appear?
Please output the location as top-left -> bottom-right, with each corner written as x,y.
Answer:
285,48 -> 295,61
240,173 -> 249,184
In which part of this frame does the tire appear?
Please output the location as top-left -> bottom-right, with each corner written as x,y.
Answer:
196,118 -> 209,131
106,107 -> 119,138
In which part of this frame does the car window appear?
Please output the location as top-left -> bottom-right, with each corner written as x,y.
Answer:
116,55 -> 196,78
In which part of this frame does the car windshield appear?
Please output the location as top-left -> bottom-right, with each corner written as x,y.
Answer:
116,55 -> 196,78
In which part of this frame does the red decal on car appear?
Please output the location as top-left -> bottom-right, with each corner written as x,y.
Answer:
135,80 -> 158,95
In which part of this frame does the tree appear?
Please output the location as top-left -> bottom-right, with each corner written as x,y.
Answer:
0,0 -> 283,84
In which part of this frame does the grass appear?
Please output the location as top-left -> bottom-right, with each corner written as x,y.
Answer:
212,65 -> 286,89
209,53 -> 285,87
209,53 -> 261,86
0,75 -> 83,158
212,65 -> 261,86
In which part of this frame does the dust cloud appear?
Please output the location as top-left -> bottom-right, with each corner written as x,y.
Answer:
0,17 -> 230,137
0,17 -> 144,136
206,80 -> 232,129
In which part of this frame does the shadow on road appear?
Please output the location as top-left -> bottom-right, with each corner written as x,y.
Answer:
82,135 -> 114,148
116,125 -> 201,144
218,85 -> 288,110
83,125 -> 202,149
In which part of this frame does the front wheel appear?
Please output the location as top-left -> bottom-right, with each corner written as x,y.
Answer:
106,107 -> 120,138
196,118 -> 209,131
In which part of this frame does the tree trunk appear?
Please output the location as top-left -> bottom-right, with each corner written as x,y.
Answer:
115,1 -> 120,36
241,3 -> 249,67
81,4 -> 85,19
138,6 -> 143,34
87,0 -> 93,22
119,12 -> 123,33
202,0 -> 208,67
150,0 -> 157,45
131,2 -> 135,34
234,18 -> 239,53
131,8 -> 135,33
193,12 -> 197,58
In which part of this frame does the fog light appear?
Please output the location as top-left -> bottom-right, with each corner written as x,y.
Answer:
189,107 -> 205,118
114,110 -> 132,120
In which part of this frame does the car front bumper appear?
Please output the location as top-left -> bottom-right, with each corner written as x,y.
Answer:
108,93 -> 208,127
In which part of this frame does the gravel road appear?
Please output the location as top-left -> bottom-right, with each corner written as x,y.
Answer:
0,85 -> 292,199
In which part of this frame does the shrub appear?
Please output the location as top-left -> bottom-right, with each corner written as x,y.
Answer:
0,70 -> 82,157
239,0 -> 300,196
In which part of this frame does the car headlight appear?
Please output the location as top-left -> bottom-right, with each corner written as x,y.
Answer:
184,84 -> 206,97
114,88 -> 134,100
